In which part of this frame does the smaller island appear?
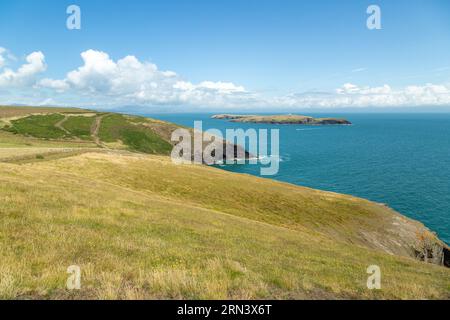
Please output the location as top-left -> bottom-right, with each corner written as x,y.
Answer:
211,114 -> 352,125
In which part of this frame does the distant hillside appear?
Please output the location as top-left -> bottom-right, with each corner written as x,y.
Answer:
0,106 -> 246,163
0,107 -> 176,156
0,106 -> 448,300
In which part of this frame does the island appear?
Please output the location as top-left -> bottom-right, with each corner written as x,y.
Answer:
212,114 -> 352,125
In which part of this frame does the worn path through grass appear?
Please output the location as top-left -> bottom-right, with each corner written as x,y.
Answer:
55,115 -> 71,135
90,114 -> 107,148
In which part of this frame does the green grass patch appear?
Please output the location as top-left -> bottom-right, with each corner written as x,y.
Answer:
62,116 -> 95,140
4,114 -> 68,139
98,114 -> 129,142
121,127 -> 173,154
99,114 -> 172,154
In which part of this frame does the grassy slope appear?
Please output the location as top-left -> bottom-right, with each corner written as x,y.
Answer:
0,107 -> 236,160
0,152 -> 449,299
0,108 -> 176,161
98,114 -> 173,154
0,107 -> 448,300
62,115 -> 96,140
4,114 -> 69,139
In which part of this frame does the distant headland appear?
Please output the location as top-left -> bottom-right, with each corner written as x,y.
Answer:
211,114 -> 352,125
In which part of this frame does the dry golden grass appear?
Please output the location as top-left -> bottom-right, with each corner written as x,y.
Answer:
0,152 -> 448,300
0,106 -> 448,300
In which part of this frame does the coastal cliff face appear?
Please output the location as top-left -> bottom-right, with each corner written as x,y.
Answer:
353,203 -> 449,267
212,114 -> 352,125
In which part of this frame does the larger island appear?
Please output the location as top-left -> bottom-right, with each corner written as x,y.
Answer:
212,114 -> 352,125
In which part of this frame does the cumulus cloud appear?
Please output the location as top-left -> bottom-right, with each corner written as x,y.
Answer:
1,47 -> 450,109
275,83 -> 450,108
174,80 -> 245,93
336,83 -> 392,95
38,49 -> 248,107
0,51 -> 46,88
38,78 -> 70,92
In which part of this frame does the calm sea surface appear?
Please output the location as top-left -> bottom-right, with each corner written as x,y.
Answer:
143,112 -> 450,244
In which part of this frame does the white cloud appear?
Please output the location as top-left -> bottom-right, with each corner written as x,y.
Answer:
336,83 -> 360,94
336,83 -> 392,95
38,78 -> 70,92
1,47 -> 450,109
405,84 -> 449,95
37,49 -> 249,107
0,47 -> 5,68
0,51 -> 46,88
278,83 -> 450,108
191,81 -> 245,93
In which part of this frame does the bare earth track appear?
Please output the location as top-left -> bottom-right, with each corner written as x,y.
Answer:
91,114 -> 107,148
55,115 -> 71,135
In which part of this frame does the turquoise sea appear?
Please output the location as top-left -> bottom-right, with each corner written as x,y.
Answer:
143,113 -> 450,244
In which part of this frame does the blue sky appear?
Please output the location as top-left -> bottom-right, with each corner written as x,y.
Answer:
1,0 -> 450,110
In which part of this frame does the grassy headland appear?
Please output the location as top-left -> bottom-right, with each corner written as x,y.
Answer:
0,106 -> 448,300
